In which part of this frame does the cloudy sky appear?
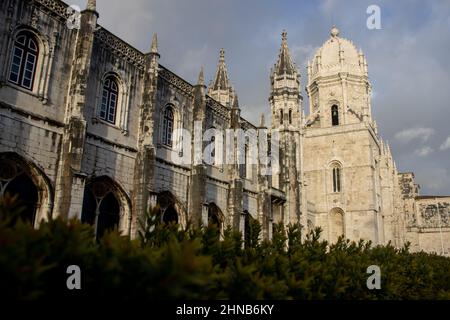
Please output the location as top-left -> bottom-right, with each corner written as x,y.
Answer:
71,0 -> 450,195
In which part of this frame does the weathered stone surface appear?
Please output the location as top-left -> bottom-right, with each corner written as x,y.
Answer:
0,2 -> 448,255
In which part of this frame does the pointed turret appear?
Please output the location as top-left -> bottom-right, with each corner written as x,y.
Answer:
269,30 -> 302,129
86,0 -> 97,11
197,66 -> 205,87
274,30 -> 296,76
259,113 -> 266,128
149,33 -> 160,58
208,48 -> 235,107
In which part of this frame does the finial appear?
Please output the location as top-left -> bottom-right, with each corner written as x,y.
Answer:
282,30 -> 287,41
86,0 -> 96,11
197,67 -> 205,86
260,113 -> 265,127
232,94 -> 239,109
330,25 -> 340,37
150,33 -> 158,54
219,48 -> 225,62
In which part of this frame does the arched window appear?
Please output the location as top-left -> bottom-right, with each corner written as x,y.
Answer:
99,76 -> 119,124
331,105 -> 339,126
8,31 -> 39,90
289,109 -> 292,124
157,191 -> 182,226
332,165 -> 341,193
280,109 -> 284,125
162,106 -> 174,147
81,179 -> 121,239
0,161 -> 38,225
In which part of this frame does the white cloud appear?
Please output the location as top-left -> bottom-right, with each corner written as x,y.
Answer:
440,136 -> 450,151
414,146 -> 434,157
394,127 -> 436,143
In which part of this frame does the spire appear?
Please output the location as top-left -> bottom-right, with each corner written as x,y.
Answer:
197,66 -> 205,86
208,48 -> 235,107
259,113 -> 266,127
150,33 -> 158,55
86,0 -> 96,11
274,30 -> 296,76
232,94 -> 239,109
211,48 -> 231,91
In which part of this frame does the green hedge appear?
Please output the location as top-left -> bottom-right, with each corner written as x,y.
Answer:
1,196 -> 450,300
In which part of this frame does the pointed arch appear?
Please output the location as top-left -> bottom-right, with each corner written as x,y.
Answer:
157,191 -> 187,228
206,202 -> 224,237
81,176 -> 131,239
0,152 -> 53,227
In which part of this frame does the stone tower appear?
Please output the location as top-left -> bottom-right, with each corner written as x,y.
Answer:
303,26 -> 383,244
269,31 -> 303,228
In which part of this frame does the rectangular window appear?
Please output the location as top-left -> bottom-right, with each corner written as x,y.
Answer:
9,47 -> 23,84
22,52 -> 36,89
108,92 -> 117,123
333,168 -> 341,192
100,90 -> 108,120
167,120 -> 173,146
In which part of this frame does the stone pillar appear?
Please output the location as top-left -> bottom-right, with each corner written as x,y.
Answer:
130,34 -> 160,238
256,119 -> 272,240
188,69 -> 207,226
53,5 -> 98,219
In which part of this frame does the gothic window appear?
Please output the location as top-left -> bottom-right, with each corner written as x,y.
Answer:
0,159 -> 38,225
332,165 -> 341,193
8,31 -> 39,90
280,109 -> 284,125
99,76 -> 119,124
289,109 -> 292,124
81,180 -> 121,240
331,105 -> 339,126
162,106 -> 174,147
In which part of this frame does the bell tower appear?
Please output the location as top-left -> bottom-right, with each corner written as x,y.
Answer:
269,31 -> 303,130
269,31 -> 303,227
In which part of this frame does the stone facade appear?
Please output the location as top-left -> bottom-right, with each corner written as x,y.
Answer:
0,0 -> 448,255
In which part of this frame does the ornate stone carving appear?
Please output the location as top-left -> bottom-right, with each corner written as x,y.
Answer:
158,66 -> 193,96
95,28 -> 146,69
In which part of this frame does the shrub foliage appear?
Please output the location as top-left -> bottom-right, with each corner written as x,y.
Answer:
1,196 -> 450,300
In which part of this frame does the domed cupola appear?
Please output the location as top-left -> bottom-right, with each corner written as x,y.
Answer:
308,26 -> 368,80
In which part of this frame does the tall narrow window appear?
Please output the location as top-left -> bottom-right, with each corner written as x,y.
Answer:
211,135 -> 216,165
280,109 -> 284,125
162,106 -> 174,147
99,76 -> 118,124
289,109 -> 292,124
332,166 -> 341,192
240,144 -> 248,179
331,105 -> 339,126
8,31 -> 39,90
